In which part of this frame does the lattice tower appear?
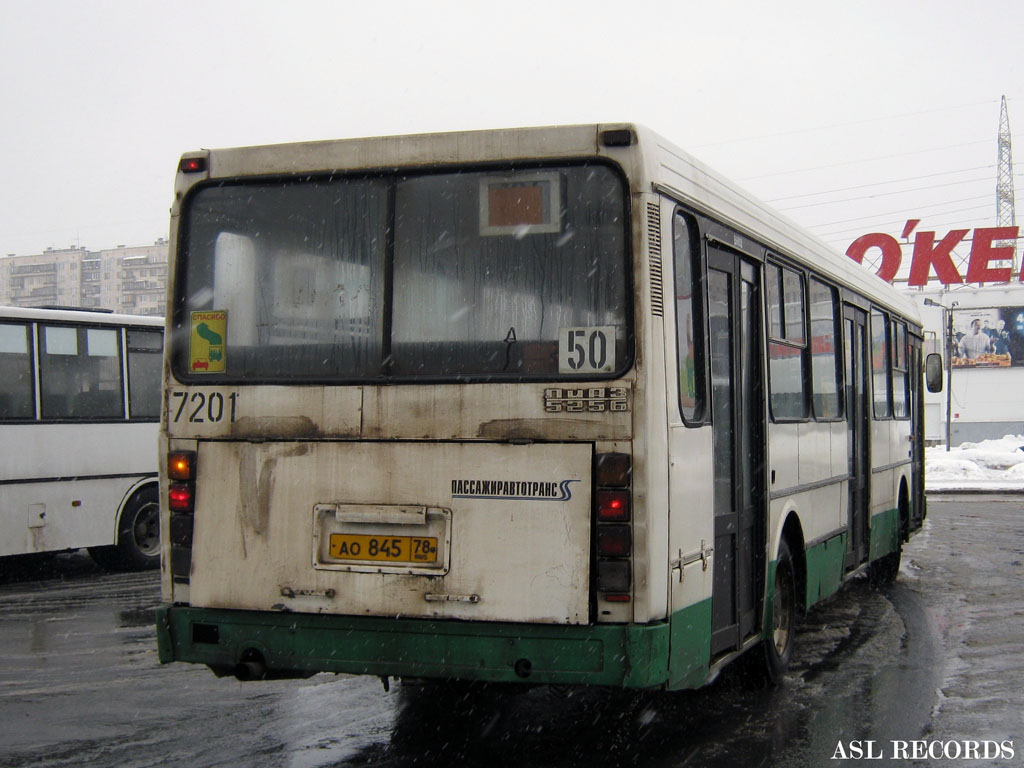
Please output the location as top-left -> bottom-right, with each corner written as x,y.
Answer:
996,95 -> 1017,275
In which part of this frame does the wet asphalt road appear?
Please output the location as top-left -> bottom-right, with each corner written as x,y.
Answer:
0,495 -> 1020,767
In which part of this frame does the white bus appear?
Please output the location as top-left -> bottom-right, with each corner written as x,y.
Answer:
0,306 -> 163,570
156,125 -> 930,688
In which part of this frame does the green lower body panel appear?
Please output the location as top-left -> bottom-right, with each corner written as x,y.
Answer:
804,532 -> 848,606
668,598 -> 712,690
156,605 -> 675,689
870,507 -> 900,561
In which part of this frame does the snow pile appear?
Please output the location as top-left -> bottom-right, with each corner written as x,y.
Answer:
926,435 -> 1024,491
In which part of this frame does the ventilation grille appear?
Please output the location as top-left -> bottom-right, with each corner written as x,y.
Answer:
647,201 -> 664,316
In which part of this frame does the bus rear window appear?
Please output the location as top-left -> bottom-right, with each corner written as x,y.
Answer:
173,165 -> 630,382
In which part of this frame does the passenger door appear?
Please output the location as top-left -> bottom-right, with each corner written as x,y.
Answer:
708,246 -> 765,655
843,305 -> 870,569
908,333 -> 925,530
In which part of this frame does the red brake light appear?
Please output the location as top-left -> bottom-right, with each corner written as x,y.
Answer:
597,490 -> 630,521
597,525 -> 631,557
178,156 -> 207,173
168,483 -> 194,512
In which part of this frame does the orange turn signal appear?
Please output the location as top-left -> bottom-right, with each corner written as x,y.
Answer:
168,451 -> 195,481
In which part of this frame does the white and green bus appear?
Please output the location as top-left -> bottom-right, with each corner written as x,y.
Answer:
156,124 -> 930,688
0,306 -> 164,570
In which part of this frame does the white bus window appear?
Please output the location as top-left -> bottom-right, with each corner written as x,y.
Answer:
673,210 -> 705,423
127,329 -> 163,419
40,325 -> 124,420
181,179 -> 389,379
87,328 -> 119,357
783,269 -> 806,344
891,320 -> 908,419
871,309 -> 891,419
809,278 -> 841,419
0,323 -> 34,419
46,326 -> 78,355
767,262 -> 808,420
765,263 -> 782,338
390,166 -> 628,377
177,165 -> 629,381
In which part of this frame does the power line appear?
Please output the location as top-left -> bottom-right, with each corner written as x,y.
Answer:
737,138 -> 993,182
777,175 -> 994,212
766,165 -> 995,204
815,203 -> 997,235
805,194 -> 990,231
694,99 -> 997,149
817,205 -> 996,241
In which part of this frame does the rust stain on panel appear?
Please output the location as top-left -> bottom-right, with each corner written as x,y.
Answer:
477,418 -> 625,441
230,416 -> 322,440
237,443 -> 309,557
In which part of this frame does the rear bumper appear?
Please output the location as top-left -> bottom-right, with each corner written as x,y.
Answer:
156,604 -> 670,688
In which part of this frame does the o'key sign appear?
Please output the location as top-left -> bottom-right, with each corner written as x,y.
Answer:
189,311 -> 227,373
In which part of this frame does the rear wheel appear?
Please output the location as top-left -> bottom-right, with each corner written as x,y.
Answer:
870,501 -> 907,587
764,538 -> 797,683
88,486 -> 160,571
868,548 -> 901,586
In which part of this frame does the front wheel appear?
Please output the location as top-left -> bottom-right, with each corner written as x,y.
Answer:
88,486 -> 160,571
764,539 -> 797,683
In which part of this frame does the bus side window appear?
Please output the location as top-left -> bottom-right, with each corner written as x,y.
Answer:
767,261 -> 809,420
809,278 -> 841,419
40,325 -> 125,421
127,329 -> 163,419
870,309 -> 892,420
0,322 -> 34,420
891,319 -> 908,419
672,210 -> 705,423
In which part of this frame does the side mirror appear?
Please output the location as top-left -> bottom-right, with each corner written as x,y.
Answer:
925,353 -> 944,393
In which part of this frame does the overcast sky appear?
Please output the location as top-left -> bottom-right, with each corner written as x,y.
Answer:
0,0 -> 1021,268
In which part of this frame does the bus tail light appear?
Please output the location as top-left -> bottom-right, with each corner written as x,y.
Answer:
597,525 -> 631,557
168,451 -> 195,481
603,593 -> 632,603
596,490 -> 630,521
593,452 -> 632,605
167,450 -> 197,583
168,483 -> 194,512
595,452 -> 631,487
178,156 -> 208,174
596,560 -> 630,592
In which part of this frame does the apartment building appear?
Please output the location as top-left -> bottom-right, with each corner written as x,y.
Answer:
0,240 -> 168,316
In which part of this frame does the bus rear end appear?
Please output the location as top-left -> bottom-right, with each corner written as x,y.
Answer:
156,126 -> 668,687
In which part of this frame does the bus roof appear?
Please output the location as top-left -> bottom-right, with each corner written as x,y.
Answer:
632,125 -> 920,323
175,122 -> 919,324
0,305 -> 165,328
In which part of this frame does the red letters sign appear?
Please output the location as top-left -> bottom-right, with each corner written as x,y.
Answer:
847,222 -> 1020,286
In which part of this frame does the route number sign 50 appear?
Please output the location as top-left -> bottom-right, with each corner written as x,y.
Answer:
559,327 -> 616,374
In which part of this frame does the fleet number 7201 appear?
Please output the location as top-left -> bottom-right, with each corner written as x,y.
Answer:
170,391 -> 238,424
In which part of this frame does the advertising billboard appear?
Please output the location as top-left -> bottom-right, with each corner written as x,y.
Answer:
950,306 -> 1024,368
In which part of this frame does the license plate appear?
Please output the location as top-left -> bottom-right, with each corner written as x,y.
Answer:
328,533 -> 438,563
